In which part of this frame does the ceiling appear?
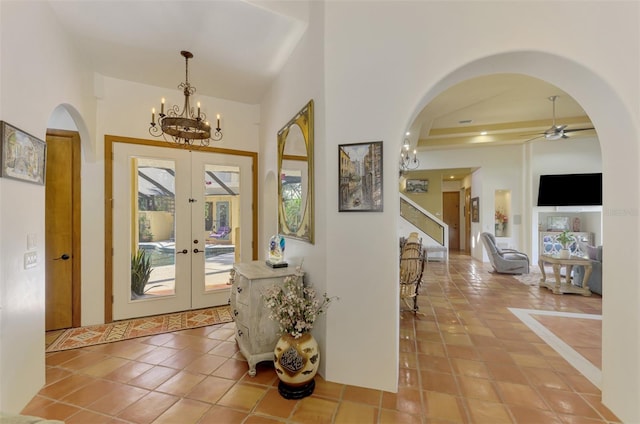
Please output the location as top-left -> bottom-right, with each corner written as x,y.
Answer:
47,2 -> 597,157
413,74 -> 596,150
47,0 -> 309,104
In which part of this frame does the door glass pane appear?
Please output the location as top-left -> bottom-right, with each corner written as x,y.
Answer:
132,158 -> 176,299
204,164 -> 239,291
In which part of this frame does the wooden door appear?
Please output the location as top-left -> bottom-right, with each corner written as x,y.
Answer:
443,191 -> 460,251
465,187 -> 471,253
45,130 -> 81,330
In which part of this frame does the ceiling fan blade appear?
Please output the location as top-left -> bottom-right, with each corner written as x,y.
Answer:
564,127 -> 595,133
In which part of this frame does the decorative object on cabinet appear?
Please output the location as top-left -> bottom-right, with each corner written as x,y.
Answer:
572,217 -> 581,232
0,121 -> 47,185
338,141 -> 383,212
263,265 -> 336,399
555,230 -> 574,259
148,51 -> 223,145
539,231 -> 594,257
278,100 -> 314,243
547,216 -> 570,231
471,197 -> 480,222
405,179 -> 428,193
230,261 -> 304,376
266,234 -> 287,268
495,209 -> 508,237
480,232 -> 529,275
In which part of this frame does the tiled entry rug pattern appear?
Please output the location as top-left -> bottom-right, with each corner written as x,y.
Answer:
46,305 -> 233,352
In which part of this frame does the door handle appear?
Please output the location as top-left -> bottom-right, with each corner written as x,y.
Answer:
54,254 -> 70,261
176,249 -> 188,254
193,248 -> 202,254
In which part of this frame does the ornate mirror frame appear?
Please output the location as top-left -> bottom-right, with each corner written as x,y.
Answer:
277,99 -> 314,244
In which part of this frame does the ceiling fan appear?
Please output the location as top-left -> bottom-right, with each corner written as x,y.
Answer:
525,95 -> 595,142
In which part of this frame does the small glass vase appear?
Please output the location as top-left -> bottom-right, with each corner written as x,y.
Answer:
268,234 -> 286,264
274,332 -> 319,399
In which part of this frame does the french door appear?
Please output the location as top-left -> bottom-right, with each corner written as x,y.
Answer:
111,142 -> 253,320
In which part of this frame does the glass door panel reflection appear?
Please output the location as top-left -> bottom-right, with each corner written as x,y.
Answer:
203,164 -> 240,292
135,158 -> 177,299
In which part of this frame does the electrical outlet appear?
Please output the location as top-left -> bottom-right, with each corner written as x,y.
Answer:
24,251 -> 37,269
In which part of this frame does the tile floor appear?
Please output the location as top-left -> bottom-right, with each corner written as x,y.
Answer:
24,253 -> 619,423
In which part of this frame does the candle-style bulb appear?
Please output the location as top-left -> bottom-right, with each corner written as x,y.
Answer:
152,107 -> 155,124
197,102 -> 201,119
161,98 -> 165,114
216,114 -> 221,128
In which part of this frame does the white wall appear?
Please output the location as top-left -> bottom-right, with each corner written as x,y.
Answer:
259,1 -> 333,374
324,1 -> 639,420
419,144 -> 527,259
420,137 -> 603,262
0,1 -> 96,413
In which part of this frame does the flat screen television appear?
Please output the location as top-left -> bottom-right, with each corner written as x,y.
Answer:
537,173 -> 602,206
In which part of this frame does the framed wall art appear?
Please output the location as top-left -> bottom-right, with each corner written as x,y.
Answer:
0,121 -> 47,185
471,196 -> 480,222
406,179 -> 428,193
338,141 -> 383,212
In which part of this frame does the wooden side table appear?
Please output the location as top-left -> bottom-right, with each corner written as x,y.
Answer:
230,261 -> 303,376
538,255 -> 593,296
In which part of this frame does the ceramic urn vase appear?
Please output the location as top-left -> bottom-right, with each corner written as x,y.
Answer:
274,332 -> 319,399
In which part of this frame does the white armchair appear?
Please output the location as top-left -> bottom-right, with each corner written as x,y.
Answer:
480,232 -> 529,275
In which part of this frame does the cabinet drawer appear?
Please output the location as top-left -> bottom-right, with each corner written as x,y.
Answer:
231,304 -> 244,324
235,321 -> 250,344
235,275 -> 250,306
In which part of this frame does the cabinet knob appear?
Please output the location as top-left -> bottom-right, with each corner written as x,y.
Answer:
237,329 -> 243,337
236,286 -> 243,293
234,309 -> 238,316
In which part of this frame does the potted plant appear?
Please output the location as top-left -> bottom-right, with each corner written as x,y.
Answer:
263,267 -> 336,399
556,230 -> 574,259
131,249 -> 153,297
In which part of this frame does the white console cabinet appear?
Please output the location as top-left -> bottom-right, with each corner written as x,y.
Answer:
539,231 -> 594,257
230,261 -> 302,376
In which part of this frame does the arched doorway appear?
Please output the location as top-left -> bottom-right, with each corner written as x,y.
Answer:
399,51 -> 639,419
45,105 -> 90,330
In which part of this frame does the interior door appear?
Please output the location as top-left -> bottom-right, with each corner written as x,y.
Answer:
443,191 -> 460,251
112,142 -> 253,320
464,187 -> 471,253
45,130 -> 81,330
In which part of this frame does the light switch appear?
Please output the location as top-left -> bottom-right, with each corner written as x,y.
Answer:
24,252 -> 37,269
27,233 -> 37,250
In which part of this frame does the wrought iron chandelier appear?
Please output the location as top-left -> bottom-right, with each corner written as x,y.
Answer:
399,139 -> 419,174
149,51 -> 222,146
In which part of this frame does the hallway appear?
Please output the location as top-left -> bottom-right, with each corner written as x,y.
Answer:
24,252 -> 617,423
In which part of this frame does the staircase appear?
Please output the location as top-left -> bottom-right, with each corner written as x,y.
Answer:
399,194 -> 449,262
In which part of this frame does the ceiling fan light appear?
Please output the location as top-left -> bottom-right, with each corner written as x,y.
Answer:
545,132 -> 563,141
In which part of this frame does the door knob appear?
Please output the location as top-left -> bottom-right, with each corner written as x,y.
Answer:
193,248 -> 202,254
54,254 -> 70,261
176,249 -> 188,254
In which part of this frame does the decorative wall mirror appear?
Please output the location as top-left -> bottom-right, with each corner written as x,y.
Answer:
278,99 -> 314,244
